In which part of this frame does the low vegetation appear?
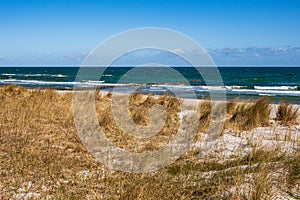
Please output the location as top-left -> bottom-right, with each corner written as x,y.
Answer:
95,91 -> 181,152
0,85 -> 299,199
226,97 -> 271,132
197,100 -> 212,133
276,102 -> 299,126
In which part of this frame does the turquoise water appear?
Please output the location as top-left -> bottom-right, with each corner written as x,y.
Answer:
0,67 -> 300,104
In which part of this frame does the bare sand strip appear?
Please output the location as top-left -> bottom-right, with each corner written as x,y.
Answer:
60,89 -> 300,117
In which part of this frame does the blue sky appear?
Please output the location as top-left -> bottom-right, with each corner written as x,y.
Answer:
0,0 -> 300,65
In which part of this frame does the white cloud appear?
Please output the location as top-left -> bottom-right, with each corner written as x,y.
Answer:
208,46 -> 300,58
1,47 -> 300,66
58,52 -> 87,62
171,48 -> 185,54
207,46 -> 300,65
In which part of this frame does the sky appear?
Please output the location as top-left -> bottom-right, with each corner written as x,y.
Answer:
0,0 -> 300,66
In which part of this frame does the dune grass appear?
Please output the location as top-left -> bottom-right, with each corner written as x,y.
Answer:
226,97 -> 271,132
95,92 -> 181,152
197,100 -> 212,134
276,102 -> 299,126
0,85 -> 299,199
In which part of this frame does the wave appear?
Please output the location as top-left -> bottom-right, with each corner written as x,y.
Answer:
0,78 -> 300,96
225,85 -> 299,90
1,73 -> 68,78
128,84 -> 300,97
151,85 -> 300,97
51,74 -> 68,78
1,73 -> 18,76
0,79 -> 106,87
220,85 -> 300,97
226,88 -> 300,97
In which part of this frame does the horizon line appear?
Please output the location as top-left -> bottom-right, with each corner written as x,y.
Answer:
0,65 -> 300,67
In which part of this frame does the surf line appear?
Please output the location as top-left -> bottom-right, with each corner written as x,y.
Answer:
74,80 -> 203,90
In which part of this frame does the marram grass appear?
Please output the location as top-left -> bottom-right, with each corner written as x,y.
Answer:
0,85 -> 299,199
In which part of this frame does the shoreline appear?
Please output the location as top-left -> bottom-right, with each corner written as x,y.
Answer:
65,88 -> 300,121
56,88 -> 300,106
1,85 -> 299,119
1,81 -> 300,104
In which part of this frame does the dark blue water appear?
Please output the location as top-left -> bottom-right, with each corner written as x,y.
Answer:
0,67 -> 300,104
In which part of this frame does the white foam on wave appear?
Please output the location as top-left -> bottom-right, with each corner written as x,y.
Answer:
0,79 -> 79,85
0,79 -> 128,88
1,73 -> 68,78
149,85 -> 300,96
0,79 -> 299,96
225,85 -> 298,90
254,86 -> 297,90
24,73 -> 51,77
152,84 -> 194,90
225,86 -> 252,89
51,74 -> 68,78
228,88 -> 300,96
1,73 -> 17,76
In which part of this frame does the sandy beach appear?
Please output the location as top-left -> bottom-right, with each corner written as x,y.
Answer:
0,85 -> 299,199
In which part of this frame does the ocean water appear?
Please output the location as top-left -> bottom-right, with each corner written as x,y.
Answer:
0,67 -> 299,104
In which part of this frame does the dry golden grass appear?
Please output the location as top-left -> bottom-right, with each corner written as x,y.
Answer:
95,92 -> 181,152
197,100 -> 212,134
226,98 -> 242,116
276,102 -> 299,126
226,97 -> 271,132
0,85 -> 299,199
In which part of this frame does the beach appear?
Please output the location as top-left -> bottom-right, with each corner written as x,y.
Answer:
0,85 -> 299,199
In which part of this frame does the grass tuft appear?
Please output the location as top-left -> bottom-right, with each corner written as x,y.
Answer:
275,102 -> 299,126
197,101 -> 212,133
227,97 -> 270,132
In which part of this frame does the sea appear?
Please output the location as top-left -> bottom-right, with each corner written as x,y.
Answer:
0,67 -> 300,104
